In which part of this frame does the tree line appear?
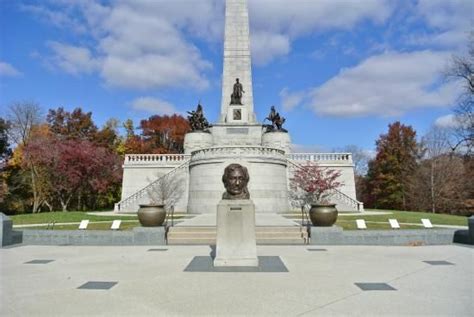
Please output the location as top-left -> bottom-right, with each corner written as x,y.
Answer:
353,36 -> 473,216
0,105 -> 190,214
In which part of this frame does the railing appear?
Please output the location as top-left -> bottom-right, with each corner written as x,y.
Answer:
124,154 -> 191,165
115,159 -> 190,212
286,159 -> 363,212
328,189 -> 364,211
288,153 -> 353,163
191,146 -> 286,161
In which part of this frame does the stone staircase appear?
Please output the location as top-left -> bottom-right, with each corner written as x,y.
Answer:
167,226 -> 309,245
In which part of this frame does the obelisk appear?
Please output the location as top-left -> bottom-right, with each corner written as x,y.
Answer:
219,0 -> 257,124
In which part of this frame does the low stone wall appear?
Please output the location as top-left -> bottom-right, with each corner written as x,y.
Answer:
16,227 -> 166,246
310,226 -> 457,246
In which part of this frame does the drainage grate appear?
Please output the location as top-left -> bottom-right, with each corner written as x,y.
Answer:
24,260 -> 54,264
355,283 -> 397,291
423,260 -> 454,266
148,248 -> 168,252
78,281 -> 118,290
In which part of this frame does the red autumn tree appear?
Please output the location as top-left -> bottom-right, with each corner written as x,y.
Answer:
23,134 -> 122,211
290,163 -> 342,206
139,114 -> 190,153
365,121 -> 420,210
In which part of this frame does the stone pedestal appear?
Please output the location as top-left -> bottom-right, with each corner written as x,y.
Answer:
214,200 -> 258,267
1,213 -> 13,247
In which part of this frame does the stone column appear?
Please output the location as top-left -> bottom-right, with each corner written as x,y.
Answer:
220,0 -> 256,124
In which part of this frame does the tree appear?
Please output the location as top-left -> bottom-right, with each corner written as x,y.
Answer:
289,163 -> 342,208
46,107 -> 98,141
445,31 -> 474,154
139,114 -> 190,153
365,122 -> 420,210
94,118 -> 121,151
413,126 -> 467,213
7,102 -> 43,212
0,117 -> 11,162
23,136 -> 122,211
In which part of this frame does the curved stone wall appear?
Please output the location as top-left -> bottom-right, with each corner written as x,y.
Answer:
183,132 -> 213,154
262,131 -> 291,153
188,146 -> 289,214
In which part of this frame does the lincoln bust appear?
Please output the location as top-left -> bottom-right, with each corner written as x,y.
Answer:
222,163 -> 250,200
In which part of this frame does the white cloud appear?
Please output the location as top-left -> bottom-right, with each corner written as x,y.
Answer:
308,50 -> 462,117
412,0 -> 473,48
279,87 -> 306,111
251,31 -> 290,66
435,114 -> 458,129
248,0 -> 393,66
0,62 -> 22,77
47,42 -> 99,75
249,0 -> 392,37
33,0 -> 217,91
131,97 -> 177,115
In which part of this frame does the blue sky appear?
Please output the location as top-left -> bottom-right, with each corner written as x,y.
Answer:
0,0 -> 472,153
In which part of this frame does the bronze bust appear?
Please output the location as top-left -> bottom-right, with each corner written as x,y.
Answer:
222,163 -> 250,200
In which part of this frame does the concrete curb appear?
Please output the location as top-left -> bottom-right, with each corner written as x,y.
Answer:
310,226 -> 457,245
14,227 -> 166,246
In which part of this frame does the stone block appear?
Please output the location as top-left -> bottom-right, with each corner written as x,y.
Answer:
133,227 -> 166,245
310,226 -> 344,245
214,199 -> 258,267
0,213 -> 13,247
469,216 -> 474,241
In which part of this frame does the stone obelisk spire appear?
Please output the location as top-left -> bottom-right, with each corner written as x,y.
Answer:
219,0 -> 256,124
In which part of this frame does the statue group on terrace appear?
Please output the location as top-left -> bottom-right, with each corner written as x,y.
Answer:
264,106 -> 287,133
187,103 -> 210,132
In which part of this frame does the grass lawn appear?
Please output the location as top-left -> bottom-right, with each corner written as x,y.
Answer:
11,211 -> 138,225
341,209 -> 468,227
288,209 -> 469,230
24,221 -> 141,231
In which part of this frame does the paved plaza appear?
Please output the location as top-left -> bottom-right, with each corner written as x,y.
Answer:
1,244 -> 472,316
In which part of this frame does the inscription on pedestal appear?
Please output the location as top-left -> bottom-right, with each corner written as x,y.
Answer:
226,128 -> 249,134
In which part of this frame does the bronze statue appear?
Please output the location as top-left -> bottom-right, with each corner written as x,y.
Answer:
187,103 -> 210,132
222,163 -> 250,200
264,105 -> 287,132
230,78 -> 244,105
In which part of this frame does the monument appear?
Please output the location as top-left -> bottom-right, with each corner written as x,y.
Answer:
116,0 -> 362,214
214,164 -> 258,267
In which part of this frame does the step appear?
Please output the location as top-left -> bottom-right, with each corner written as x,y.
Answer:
167,237 -> 307,245
167,225 -> 309,245
169,226 -> 304,232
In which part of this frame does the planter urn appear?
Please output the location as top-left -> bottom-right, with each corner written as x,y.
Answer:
309,204 -> 338,226
137,204 -> 166,227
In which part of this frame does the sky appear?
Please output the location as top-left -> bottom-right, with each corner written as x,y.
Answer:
0,0 -> 473,153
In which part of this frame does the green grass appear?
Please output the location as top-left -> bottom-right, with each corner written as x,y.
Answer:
11,211 -> 138,225
335,219 -> 422,230
288,209 -> 469,230
23,221 -> 141,231
341,209 -> 468,227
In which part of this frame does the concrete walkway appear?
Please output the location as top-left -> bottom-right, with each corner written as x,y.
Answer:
1,244 -> 472,316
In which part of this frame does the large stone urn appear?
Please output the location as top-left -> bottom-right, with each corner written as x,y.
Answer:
137,204 -> 166,227
309,204 -> 338,226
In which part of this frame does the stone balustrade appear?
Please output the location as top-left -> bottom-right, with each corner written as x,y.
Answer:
288,153 -> 353,164
191,146 -> 286,162
124,154 -> 191,166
